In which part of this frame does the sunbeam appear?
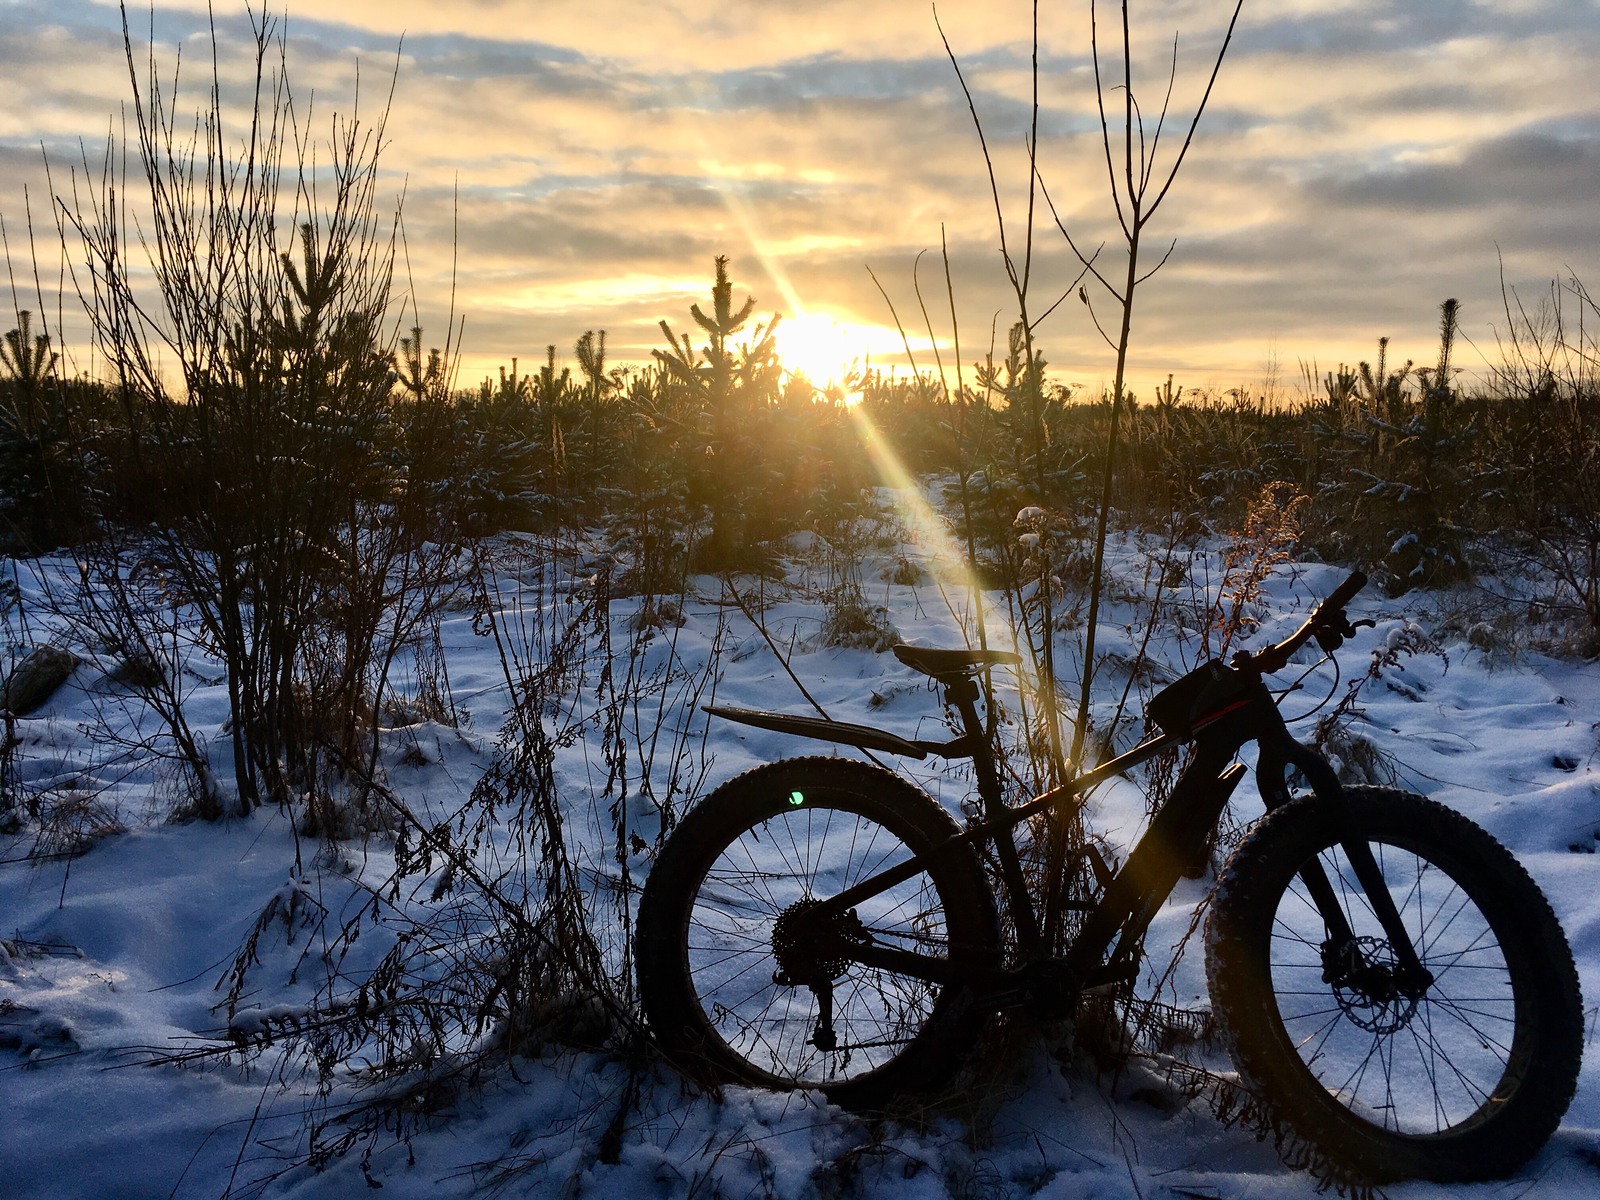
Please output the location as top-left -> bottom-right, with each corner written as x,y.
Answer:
845,399 -> 1002,649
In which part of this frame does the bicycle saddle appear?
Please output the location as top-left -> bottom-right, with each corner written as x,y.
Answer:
892,644 -> 1021,680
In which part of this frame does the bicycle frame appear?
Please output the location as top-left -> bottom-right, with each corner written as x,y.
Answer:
708,652 -> 1429,1013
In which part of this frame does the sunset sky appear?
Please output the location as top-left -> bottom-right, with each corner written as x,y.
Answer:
2,0 -> 1597,399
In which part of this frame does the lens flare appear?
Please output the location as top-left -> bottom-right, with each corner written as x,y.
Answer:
701,159 -> 996,636
772,312 -> 923,391
845,401 -> 995,636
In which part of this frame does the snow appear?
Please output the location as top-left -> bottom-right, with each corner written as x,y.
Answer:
2,526 -> 1597,1199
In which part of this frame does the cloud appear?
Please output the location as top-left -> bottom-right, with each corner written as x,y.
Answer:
66,0 -> 1059,67
3,0 -> 1597,395
1325,131 -> 1600,213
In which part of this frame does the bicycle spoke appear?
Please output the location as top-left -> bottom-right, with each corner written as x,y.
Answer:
680,798 -> 956,1087
1264,833 -> 1525,1138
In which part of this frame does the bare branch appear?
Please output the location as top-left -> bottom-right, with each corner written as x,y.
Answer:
1079,287 -> 1120,352
1089,0 -> 1131,239
1035,253 -> 1097,329
1142,32 -> 1182,196
1131,89 -> 1148,196
1145,0 -> 1244,223
912,248 -> 951,396
1121,0 -> 1138,216
1133,237 -> 1179,286
940,224 -> 967,400
865,262 -> 924,379
1021,0 -> 1040,299
1035,167 -> 1123,304
936,6 -> 1020,294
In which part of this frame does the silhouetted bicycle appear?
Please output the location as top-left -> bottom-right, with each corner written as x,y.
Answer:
637,572 -> 1582,1182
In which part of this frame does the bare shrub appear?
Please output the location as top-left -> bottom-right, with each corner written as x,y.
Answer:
1478,274 -> 1600,646
50,9 -> 458,818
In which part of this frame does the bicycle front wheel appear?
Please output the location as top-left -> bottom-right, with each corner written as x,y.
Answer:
1206,787 -> 1583,1181
637,757 -> 999,1108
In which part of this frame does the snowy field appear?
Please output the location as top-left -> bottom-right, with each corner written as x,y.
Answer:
2,519 -> 1597,1199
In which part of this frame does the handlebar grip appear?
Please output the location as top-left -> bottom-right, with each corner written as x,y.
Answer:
1322,569 -> 1367,613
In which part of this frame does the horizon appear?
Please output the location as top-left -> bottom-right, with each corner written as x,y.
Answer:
2,0 -> 1597,400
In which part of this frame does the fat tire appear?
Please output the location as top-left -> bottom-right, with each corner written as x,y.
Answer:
1206,786 -> 1582,1181
637,756 -> 999,1108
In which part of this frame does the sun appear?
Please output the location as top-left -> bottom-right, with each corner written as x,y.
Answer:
772,312 -> 883,389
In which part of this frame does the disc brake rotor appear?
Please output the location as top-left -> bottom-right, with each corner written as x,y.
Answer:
1324,935 -> 1420,1034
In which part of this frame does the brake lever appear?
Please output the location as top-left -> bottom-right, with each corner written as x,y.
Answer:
1313,614 -> 1375,653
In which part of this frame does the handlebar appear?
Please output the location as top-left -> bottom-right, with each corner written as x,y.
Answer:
1322,568 -> 1368,615
1233,569 -> 1368,676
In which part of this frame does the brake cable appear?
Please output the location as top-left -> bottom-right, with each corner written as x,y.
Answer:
1273,651 -> 1342,725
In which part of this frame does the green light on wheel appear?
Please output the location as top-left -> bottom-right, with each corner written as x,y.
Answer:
788,790 -> 805,806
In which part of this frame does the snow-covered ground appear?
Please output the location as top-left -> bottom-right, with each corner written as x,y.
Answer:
2,517 -> 1597,1199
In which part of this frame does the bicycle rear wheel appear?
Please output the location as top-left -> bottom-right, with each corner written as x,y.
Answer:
637,757 -> 999,1108
1206,787 -> 1582,1181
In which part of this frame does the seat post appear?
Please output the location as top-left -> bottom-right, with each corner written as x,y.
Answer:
945,670 -> 1042,950
944,675 -> 1005,814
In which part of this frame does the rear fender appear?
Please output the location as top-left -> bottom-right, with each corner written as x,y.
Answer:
703,705 -> 936,759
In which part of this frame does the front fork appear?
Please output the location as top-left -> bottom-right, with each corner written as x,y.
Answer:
1256,717 -> 1433,996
